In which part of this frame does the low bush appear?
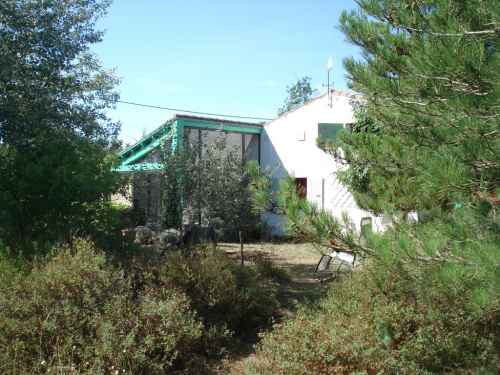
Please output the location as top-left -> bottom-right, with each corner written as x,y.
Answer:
248,267 -> 500,375
247,212 -> 500,375
0,240 -> 281,374
159,248 -> 280,338
247,271 -> 383,375
0,240 -> 206,374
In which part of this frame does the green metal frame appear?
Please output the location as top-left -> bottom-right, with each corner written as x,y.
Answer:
119,120 -> 173,163
177,118 -> 263,135
115,116 -> 263,173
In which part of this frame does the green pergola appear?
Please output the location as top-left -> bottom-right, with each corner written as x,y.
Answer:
115,114 -> 264,172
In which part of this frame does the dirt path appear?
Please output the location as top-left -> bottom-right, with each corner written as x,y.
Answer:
214,242 -> 331,374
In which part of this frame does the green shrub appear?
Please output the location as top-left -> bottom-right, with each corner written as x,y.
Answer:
160,248 -> 280,338
247,212 -> 500,375
247,271 -> 384,375
0,240 -> 282,374
248,265 -> 500,375
0,242 -> 28,287
0,239 -> 207,375
94,289 -> 204,374
78,201 -> 137,254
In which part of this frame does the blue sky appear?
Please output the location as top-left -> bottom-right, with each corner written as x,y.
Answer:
93,0 -> 359,144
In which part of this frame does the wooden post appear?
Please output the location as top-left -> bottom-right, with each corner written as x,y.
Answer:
239,230 -> 244,266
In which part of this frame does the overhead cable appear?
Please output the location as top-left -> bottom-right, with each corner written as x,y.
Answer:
112,99 -> 273,121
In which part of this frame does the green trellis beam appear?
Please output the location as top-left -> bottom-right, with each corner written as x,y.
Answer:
115,115 -> 263,173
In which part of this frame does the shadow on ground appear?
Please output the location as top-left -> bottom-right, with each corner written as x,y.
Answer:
276,262 -> 331,309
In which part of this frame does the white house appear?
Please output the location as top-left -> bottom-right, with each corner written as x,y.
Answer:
260,90 -> 385,235
116,90 -> 385,235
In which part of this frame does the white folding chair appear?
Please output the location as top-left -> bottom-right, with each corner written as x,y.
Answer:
315,248 -> 356,281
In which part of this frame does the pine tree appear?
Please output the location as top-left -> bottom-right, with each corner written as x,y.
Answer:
332,1 -> 500,311
249,3 -> 500,371
335,0 -> 500,213
333,0 -> 500,347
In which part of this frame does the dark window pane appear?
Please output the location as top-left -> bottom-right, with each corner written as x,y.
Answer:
244,134 -> 260,162
318,123 -> 344,141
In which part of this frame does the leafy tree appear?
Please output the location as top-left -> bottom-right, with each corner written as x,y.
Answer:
278,76 -> 316,115
0,0 -> 121,254
162,136 -> 261,242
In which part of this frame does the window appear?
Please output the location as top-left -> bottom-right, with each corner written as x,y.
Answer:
296,130 -> 306,141
318,123 -> 344,141
243,134 -> 260,163
360,217 -> 372,236
295,178 -> 307,199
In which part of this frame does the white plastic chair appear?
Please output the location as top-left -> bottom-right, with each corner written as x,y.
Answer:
315,247 -> 356,281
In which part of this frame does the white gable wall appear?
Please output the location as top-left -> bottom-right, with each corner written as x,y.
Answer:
261,92 -> 385,235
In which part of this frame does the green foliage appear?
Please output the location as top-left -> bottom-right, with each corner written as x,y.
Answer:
0,0 -> 122,254
249,3 -> 500,373
0,239 -> 281,374
248,272 -> 384,375
277,177 -> 349,243
247,160 -> 274,214
162,136 -> 262,239
0,136 -> 122,255
76,201 -> 137,254
0,0 -> 119,146
331,0 -> 500,324
248,211 -> 500,374
250,172 -> 366,255
0,240 -> 206,374
250,274 -> 499,374
254,256 -> 291,283
278,76 -> 316,115
0,241 -> 28,287
95,289 -> 205,375
160,248 -> 280,337
160,137 -> 189,229
334,0 -> 500,212
321,105 -> 385,212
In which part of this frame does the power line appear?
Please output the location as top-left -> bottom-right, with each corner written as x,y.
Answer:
113,99 -> 273,121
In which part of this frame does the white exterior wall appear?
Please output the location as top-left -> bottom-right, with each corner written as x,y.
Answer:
261,91 -> 385,235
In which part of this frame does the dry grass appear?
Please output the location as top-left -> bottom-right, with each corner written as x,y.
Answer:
219,241 -> 321,267
220,242 -> 330,306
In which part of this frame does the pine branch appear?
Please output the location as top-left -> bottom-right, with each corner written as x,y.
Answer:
397,25 -> 500,37
414,74 -> 490,96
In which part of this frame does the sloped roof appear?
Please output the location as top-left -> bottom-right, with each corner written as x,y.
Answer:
267,90 -> 359,126
115,114 -> 263,172
174,114 -> 264,129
